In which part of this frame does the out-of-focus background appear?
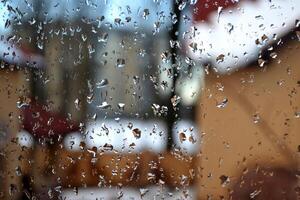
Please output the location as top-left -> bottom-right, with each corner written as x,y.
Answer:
0,0 -> 299,199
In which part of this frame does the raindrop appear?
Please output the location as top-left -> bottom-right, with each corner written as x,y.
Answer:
142,9 -> 150,19
74,98 -> 80,110
190,0 -> 198,5
216,98 -> 228,108
161,51 -> 171,63
171,95 -> 181,107
16,100 -> 29,109
5,19 -> 10,29
178,1 -> 187,10
295,19 -> 300,28
217,7 -> 223,22
160,81 -> 169,91
117,191 -> 123,199
128,122 -> 133,129
216,54 -> 225,63
152,103 -> 160,115
250,190 -> 261,199
48,189 -> 54,199
125,17 -> 131,22
15,166 -> 22,176
258,58 -> 266,67
92,113 -> 97,120
226,23 -> 234,34
37,41 -> 44,50
132,128 -> 141,139
118,103 -> 125,111
270,52 -> 277,59
103,143 -> 113,151
147,172 -> 156,181
179,132 -> 186,143
171,13 -> 178,24
189,135 -> 196,144
9,184 -> 17,196
140,188 -> 149,198
253,114 -> 260,124
98,32 -> 108,43
97,101 -> 111,109
129,142 -> 136,148
296,31 -> 300,41
189,42 -> 198,52
28,17 -> 36,25
100,123 -> 109,136
116,58 -> 126,68
133,76 -> 140,85
114,18 -> 121,26
294,111 -> 300,118
277,79 -> 285,86
81,34 -> 87,41
79,141 -> 86,150
96,79 -> 109,88
219,175 -> 230,187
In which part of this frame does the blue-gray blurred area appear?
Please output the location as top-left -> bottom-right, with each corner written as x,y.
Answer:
1,0 -> 173,34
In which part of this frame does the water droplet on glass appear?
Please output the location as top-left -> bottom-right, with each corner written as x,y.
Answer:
125,16 -> 131,22
253,114 -> 260,124
96,79 -> 109,88
296,31 -> 300,41
132,128 -> 141,139
118,103 -> 125,111
171,95 -> 181,107
216,54 -> 225,63
295,19 -> 300,28
114,18 -> 121,26
103,143 -> 113,151
28,17 -> 36,25
226,23 -> 234,34
258,58 -> 266,67
98,101 -> 111,109
216,98 -> 228,108
270,52 -> 277,59
128,122 -> 133,129
117,191 -> 123,199
133,76 -> 140,85
189,42 -> 198,52
250,190 -> 261,199
171,13 -> 178,24
294,111 -> 300,118
15,166 -> 22,176
178,1 -> 187,10
161,51 -> 171,63
91,113 -> 97,121
140,188 -> 149,197
219,175 -> 230,187
116,58 -> 125,68
190,0 -> 198,5
74,98 -> 80,110
147,172 -> 156,181
217,7 -> 223,22
98,32 -> 108,43
142,9 -> 150,19
37,41 -> 44,50
179,132 -> 186,143
189,135 -> 197,144
17,100 -> 29,109
48,189 -> 54,199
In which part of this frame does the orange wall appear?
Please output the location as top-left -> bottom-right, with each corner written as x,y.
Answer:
0,68 -> 29,200
197,40 -> 300,199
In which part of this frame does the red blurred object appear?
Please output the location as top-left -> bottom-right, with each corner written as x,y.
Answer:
21,101 -> 80,138
193,0 -> 254,22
